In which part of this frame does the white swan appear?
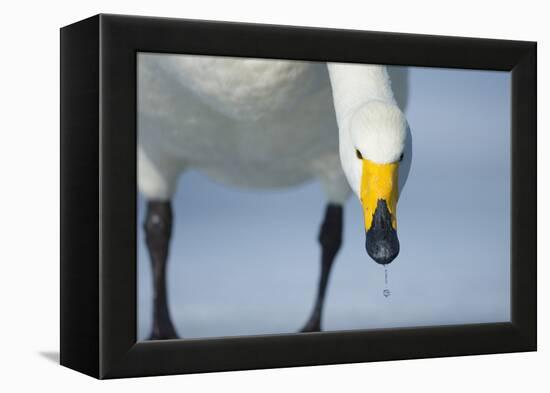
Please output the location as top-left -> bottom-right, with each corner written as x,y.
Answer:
138,54 -> 411,339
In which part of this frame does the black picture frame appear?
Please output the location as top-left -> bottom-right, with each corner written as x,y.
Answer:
60,14 -> 537,379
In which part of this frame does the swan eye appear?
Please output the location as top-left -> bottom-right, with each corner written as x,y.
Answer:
399,153 -> 404,162
355,149 -> 363,160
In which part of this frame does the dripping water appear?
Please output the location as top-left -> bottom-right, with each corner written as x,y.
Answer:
383,266 -> 391,298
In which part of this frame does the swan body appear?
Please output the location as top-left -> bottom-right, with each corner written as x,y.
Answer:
138,54 -> 350,202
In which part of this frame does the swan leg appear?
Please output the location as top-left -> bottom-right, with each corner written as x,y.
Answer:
301,203 -> 343,332
144,200 -> 179,340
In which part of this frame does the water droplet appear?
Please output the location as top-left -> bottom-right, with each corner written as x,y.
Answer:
383,266 -> 391,298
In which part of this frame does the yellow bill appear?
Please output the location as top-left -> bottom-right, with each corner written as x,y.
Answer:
360,158 -> 399,231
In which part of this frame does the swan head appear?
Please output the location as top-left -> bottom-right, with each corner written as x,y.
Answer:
342,100 -> 408,265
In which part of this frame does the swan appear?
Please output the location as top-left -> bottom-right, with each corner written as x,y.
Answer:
138,54 -> 411,339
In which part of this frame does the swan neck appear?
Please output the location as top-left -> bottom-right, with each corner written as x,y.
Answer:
327,63 -> 397,134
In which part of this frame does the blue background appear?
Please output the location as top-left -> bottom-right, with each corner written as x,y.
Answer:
137,66 -> 511,340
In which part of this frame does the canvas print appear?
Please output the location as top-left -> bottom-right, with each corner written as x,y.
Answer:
137,54 -> 510,340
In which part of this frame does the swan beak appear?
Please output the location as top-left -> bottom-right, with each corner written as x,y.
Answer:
360,159 -> 400,265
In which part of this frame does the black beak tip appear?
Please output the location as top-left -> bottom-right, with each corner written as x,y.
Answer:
365,199 -> 400,265
365,236 -> 400,265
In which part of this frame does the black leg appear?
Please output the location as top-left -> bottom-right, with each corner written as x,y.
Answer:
301,204 -> 343,332
145,200 -> 179,340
